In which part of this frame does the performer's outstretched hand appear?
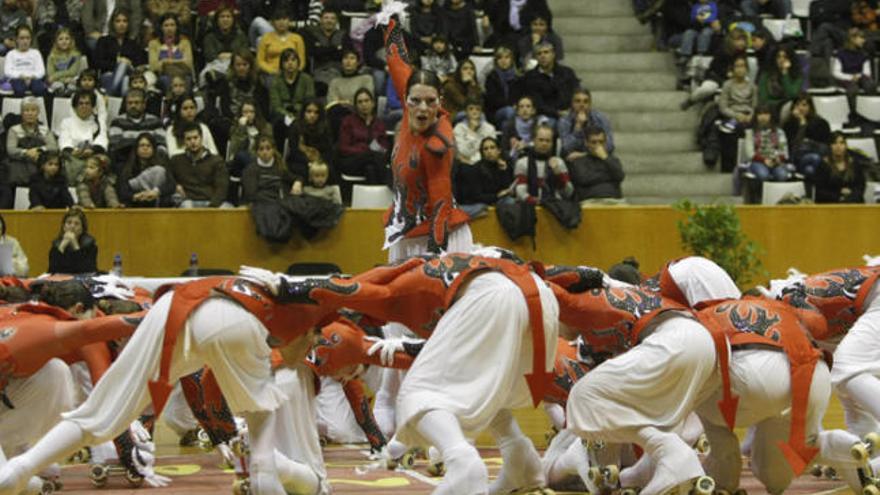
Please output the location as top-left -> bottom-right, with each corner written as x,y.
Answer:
375,0 -> 407,26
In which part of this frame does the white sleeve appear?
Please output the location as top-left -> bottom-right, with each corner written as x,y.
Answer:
4,52 -> 21,79
830,57 -> 853,81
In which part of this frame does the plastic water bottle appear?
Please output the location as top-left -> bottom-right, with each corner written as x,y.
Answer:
111,253 -> 123,277
188,253 -> 199,276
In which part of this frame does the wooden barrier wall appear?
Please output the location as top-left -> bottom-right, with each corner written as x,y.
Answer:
7,205 -> 880,282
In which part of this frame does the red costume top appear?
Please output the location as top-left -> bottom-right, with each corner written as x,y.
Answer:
696,298 -> 824,476
779,266 -> 880,341
0,303 -> 144,393
543,337 -> 605,409
151,253 -> 553,414
382,18 -> 468,252
546,265 -> 689,356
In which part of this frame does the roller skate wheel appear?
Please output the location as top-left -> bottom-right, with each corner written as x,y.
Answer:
40,480 -> 55,495
89,464 -> 109,487
230,438 -> 249,458
385,457 -> 399,470
602,465 -> 620,486
695,434 -> 710,454
125,471 -> 145,487
621,488 -> 639,495
823,466 -> 839,480
866,433 -> 880,452
864,485 -> 880,495
810,465 -> 824,477
197,428 -> 212,450
427,461 -> 445,477
400,452 -> 415,469
853,443 -> 871,462
51,480 -> 63,491
587,467 -> 602,484
692,476 -> 715,495
232,478 -> 250,495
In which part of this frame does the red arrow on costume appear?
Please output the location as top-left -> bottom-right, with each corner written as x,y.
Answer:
500,263 -> 552,407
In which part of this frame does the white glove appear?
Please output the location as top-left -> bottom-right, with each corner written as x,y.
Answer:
131,446 -> 172,488
375,0 -> 407,26
239,265 -> 283,295
130,420 -> 153,448
216,443 -> 236,467
602,274 -> 634,290
91,274 -> 135,300
365,336 -> 423,366
864,254 -> 880,267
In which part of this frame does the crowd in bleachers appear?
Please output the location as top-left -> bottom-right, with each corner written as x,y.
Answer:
640,0 -> 880,203
0,0 -> 631,236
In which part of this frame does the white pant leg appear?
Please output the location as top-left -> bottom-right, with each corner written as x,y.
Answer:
316,377 -> 366,444
0,360 -> 76,455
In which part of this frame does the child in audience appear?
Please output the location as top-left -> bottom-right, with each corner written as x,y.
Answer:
228,99 -> 273,202
745,104 -> 791,182
678,0 -> 720,61
28,151 -> 74,209
302,161 -> 342,205
453,99 -> 497,165
240,134 -> 296,204
46,27 -> 84,96
161,74 -> 191,124
3,25 -> 46,96
129,70 -> 162,117
76,69 -> 108,125
420,35 -> 457,83
833,27 -> 876,103
76,153 -> 121,208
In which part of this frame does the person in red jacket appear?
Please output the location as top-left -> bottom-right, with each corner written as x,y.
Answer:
336,88 -> 391,185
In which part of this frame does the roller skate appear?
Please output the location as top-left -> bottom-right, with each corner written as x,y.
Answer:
87,463 -> 144,488
426,446 -> 445,477
37,465 -> 62,492
88,436 -> 145,488
851,433 -> 880,494
67,447 -> 90,464
544,426 -> 560,446
179,427 -> 211,448
693,434 -> 710,455
24,476 -> 56,495
229,427 -> 250,495
385,448 -> 417,470
661,475 -> 715,495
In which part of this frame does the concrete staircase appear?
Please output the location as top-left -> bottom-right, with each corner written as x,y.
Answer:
549,0 -> 740,205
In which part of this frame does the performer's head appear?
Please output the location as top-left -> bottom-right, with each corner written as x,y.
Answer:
405,70 -> 442,134
35,280 -> 96,318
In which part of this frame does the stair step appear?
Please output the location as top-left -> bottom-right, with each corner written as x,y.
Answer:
549,0 -> 630,16
618,152 -> 707,174
625,195 -> 744,205
606,110 -> 699,132
591,91 -> 688,111
566,52 -> 674,72
615,131 -> 696,153
581,71 -> 677,91
555,16 -> 645,36
564,34 -> 654,53
623,173 -> 733,197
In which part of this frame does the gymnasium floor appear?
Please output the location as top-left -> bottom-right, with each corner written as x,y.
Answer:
52,399 -> 856,494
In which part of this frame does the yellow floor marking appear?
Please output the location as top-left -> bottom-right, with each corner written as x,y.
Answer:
328,477 -> 411,487
154,464 -> 203,476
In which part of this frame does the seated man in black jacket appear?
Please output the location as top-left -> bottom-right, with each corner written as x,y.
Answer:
567,126 -> 626,204
516,41 -> 580,123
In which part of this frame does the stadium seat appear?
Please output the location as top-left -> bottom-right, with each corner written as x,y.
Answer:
855,95 -> 880,124
791,0 -> 813,18
847,137 -> 878,162
865,181 -> 880,204
1,97 -> 49,125
762,181 -> 806,205
51,97 -> 73,133
812,95 -> 857,132
351,185 -> 393,208
107,96 -> 123,122
13,187 -> 28,210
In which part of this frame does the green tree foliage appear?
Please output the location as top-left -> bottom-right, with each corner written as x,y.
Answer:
674,200 -> 766,286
